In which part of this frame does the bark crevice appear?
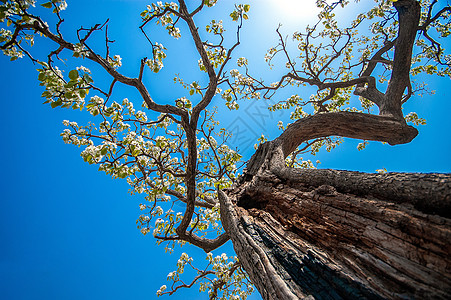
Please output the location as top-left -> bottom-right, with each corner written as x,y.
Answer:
220,170 -> 451,300
217,1 -> 450,299
220,86 -> 449,300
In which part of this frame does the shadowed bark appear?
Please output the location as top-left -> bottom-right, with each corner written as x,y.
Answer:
219,1 -> 451,298
2,0 -> 449,298
219,169 -> 451,299
219,125 -> 450,299
218,107 -> 451,299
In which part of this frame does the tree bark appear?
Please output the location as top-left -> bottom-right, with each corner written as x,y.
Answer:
220,166 -> 451,300
218,110 -> 450,299
217,1 -> 451,299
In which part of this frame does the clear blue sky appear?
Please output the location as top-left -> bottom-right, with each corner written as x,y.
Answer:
0,1 -> 449,300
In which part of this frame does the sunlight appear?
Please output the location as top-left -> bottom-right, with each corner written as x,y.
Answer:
270,0 -> 320,23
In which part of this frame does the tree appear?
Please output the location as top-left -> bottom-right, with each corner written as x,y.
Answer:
1,0 -> 450,299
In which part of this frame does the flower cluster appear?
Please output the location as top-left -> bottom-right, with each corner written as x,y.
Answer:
140,2 -> 181,39
204,0 -> 218,7
198,47 -> 228,72
1,2 -> 255,298
159,252 -> 254,299
108,55 -> 122,69
206,19 -> 224,35
73,43 -> 87,58
147,43 -> 167,72
37,64 -> 91,110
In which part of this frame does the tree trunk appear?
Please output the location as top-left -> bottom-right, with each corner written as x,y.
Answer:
216,2 -> 451,297
214,0 -> 451,297
219,143 -> 451,300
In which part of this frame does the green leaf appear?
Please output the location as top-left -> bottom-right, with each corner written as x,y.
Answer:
68,69 -> 79,81
41,91 -> 51,98
79,89 -> 87,98
38,72 -> 46,81
64,91 -> 73,99
65,81 -> 77,88
51,99 -> 62,108
230,11 -> 239,21
41,2 -> 52,8
83,73 -> 93,83
244,4 -> 250,12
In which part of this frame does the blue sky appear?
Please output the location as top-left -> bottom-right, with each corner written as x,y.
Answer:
0,1 -> 450,300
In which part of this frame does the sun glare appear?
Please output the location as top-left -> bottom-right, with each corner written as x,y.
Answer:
270,0 -> 320,23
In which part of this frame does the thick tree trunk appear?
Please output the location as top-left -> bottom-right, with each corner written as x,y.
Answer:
219,114 -> 450,300
220,167 -> 451,299
217,2 -> 450,298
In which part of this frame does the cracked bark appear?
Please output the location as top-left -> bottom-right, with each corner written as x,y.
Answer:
218,112 -> 450,299
219,121 -> 450,299
218,2 -> 451,298
219,169 -> 451,299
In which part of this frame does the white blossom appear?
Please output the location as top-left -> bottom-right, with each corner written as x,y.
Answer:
108,54 -> 122,69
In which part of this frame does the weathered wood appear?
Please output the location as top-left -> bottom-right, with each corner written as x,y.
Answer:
217,1 -> 451,299
274,168 -> 451,218
220,170 -> 451,300
274,112 -> 418,157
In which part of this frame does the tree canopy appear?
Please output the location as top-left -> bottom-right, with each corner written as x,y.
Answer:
1,0 -> 450,299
